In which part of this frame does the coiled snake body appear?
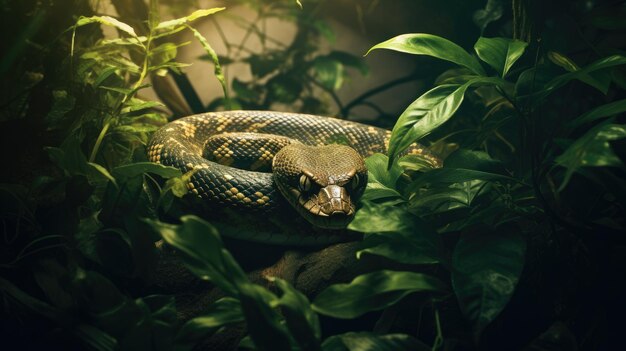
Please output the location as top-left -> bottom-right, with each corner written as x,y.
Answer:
147,111 -> 441,244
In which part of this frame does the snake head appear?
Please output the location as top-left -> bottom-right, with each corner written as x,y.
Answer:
272,144 -> 368,229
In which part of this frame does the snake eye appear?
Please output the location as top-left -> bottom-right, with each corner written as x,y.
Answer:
299,174 -> 313,193
350,174 -> 361,190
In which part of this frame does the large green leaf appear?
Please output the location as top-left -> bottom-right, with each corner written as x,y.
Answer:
555,122 -> 626,190
474,37 -> 527,77
349,201 -> 411,234
452,229 -> 526,337
145,216 -> 244,295
322,332 -> 430,351
367,33 -> 486,76
350,200 -> 444,265
271,277 -> 322,351
387,77 -> 503,165
312,270 -> 447,319
568,99 -> 626,129
361,154 -> 404,201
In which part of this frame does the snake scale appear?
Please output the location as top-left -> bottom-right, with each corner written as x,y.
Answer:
147,110 -> 442,244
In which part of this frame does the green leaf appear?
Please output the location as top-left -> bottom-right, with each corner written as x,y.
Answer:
145,216 -> 245,296
87,162 -> 117,187
568,99 -> 626,129
349,201 -> 411,234
312,56 -> 344,90
45,90 -> 76,126
326,51 -> 369,75
555,122 -> 626,190
312,270 -> 447,319
547,51 -> 612,94
155,8 -> 225,31
271,277 -> 322,350
472,0 -> 504,33
76,16 -> 137,38
175,297 -> 243,347
361,154 -> 404,201
322,332 -> 430,351
452,228 -> 526,337
186,25 -> 230,109
474,37 -> 527,77
358,230 -> 441,265
387,77 -> 503,164
544,54 -> 626,95
238,283 -> 291,351
112,162 -> 181,181
367,33 -> 486,76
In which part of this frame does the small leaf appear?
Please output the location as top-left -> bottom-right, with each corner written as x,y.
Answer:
186,25 -> 230,109
473,0 -> 504,33
326,51 -> 369,75
555,122 -> 626,190
367,33 -> 486,76
155,8 -> 225,31
112,162 -> 181,181
474,37 -> 527,77
312,270 -> 447,319
175,297 -> 243,346
547,51 -> 613,94
312,56 -> 344,90
322,332 -> 430,351
544,54 -> 626,95
271,277 -> 321,350
452,228 -> 526,337
238,283 -> 291,351
76,15 -> 137,38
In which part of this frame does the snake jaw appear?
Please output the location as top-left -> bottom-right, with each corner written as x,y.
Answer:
297,185 -> 355,229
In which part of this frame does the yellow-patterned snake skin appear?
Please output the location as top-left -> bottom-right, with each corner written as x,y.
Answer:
147,110 -> 441,244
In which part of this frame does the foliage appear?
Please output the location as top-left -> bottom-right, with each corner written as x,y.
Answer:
1,0 -> 625,350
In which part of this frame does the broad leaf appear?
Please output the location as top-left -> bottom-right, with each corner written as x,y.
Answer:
312,270 -> 447,319
361,154 -> 404,201
145,216 -> 243,295
387,77 -> 503,164
555,122 -> 626,190
474,37 -> 527,77
322,332 -> 430,351
357,230 -> 442,265
349,201 -> 411,234
367,33 -> 486,76
452,228 -> 526,337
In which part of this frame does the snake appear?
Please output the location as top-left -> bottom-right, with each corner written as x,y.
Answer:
147,110 -> 442,244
